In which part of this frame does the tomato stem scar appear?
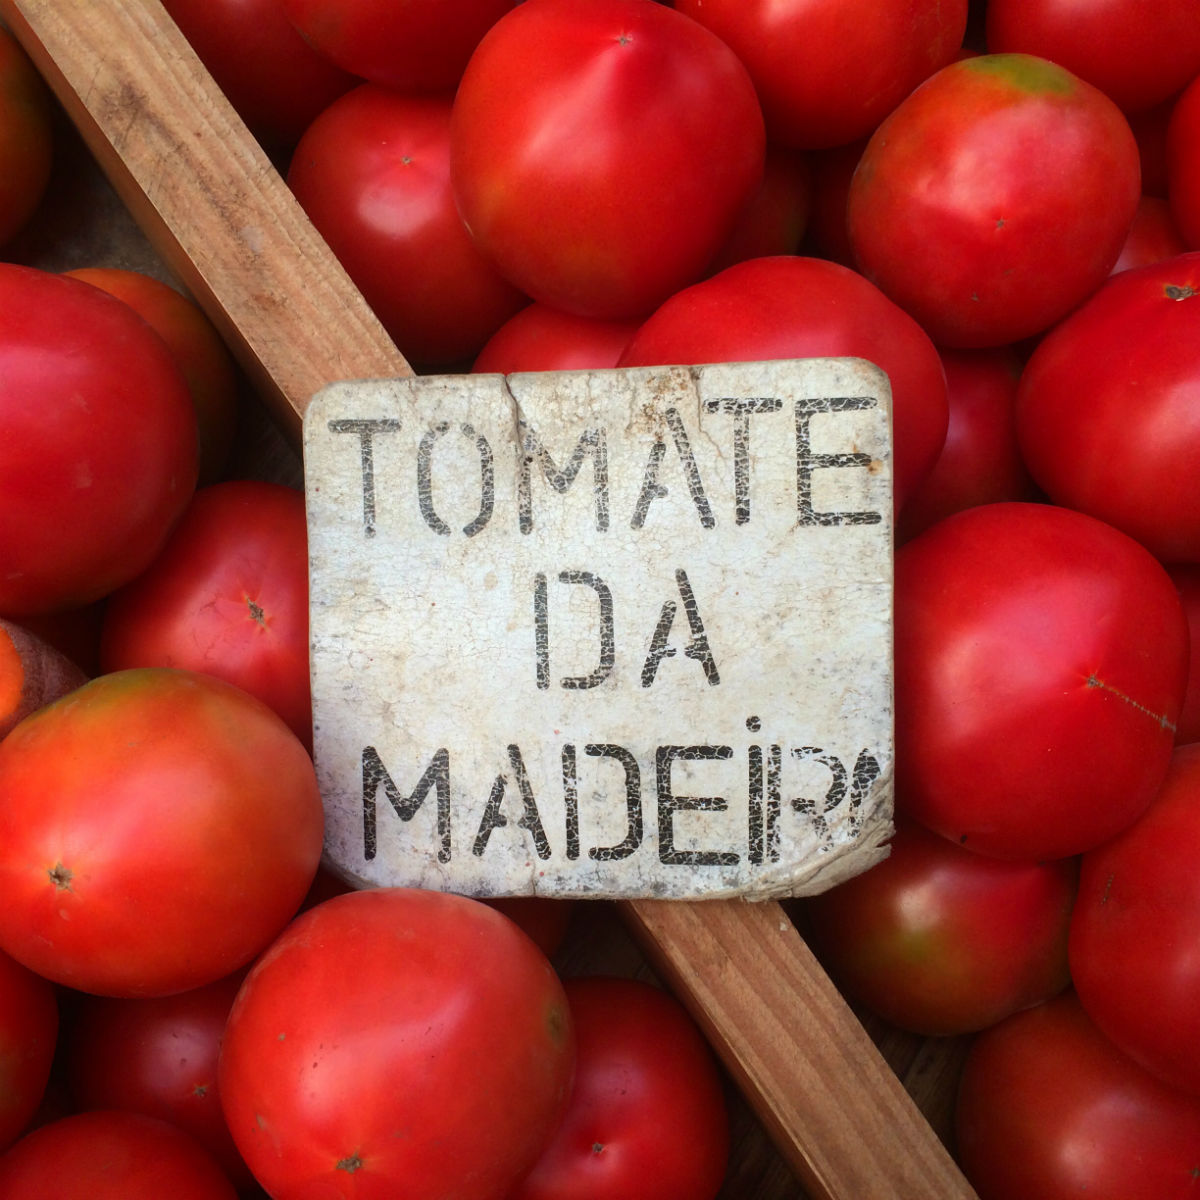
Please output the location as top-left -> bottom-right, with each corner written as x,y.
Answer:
336,1153 -> 364,1173
48,862 -> 72,890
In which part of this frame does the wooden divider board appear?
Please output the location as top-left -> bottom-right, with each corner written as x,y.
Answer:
0,2 -> 978,1196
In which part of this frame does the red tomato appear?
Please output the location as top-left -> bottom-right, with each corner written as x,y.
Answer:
986,0 -> 1200,114
218,887 -> 574,1200
64,974 -> 250,1187
450,0 -> 766,319
510,976 -> 728,1200
289,85 -> 527,367
279,0 -> 516,92
673,0 -> 967,149
1069,743 -> 1200,1097
161,0 -> 358,151
847,54 -> 1141,348
472,304 -> 639,374
1110,195 -> 1190,274
0,25 -> 52,249
1167,74 -> 1200,249
0,1110 -> 238,1199
0,265 -> 199,615
0,668 -> 324,997
956,991 -> 1200,1200
64,268 -> 240,485
895,502 -> 1188,861
896,345 -> 1037,543
99,480 -> 312,750
0,947 -> 56,1150
1168,564 -> 1200,744
617,255 -> 949,516
1015,253 -> 1200,564
485,897 -> 576,960
801,817 -> 1076,1037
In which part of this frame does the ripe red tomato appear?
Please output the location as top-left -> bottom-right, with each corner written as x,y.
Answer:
64,973 -> 251,1187
0,265 -> 199,615
510,975 -> 728,1200
219,887 -> 574,1200
955,991 -> 1200,1200
895,502 -> 1188,861
1167,74 -> 1200,249
99,480 -> 312,750
0,1110 -> 238,1199
617,255 -> 949,516
450,0 -> 766,319
1168,564 -> 1200,744
161,0 -> 358,151
0,25 -> 52,249
0,947 -> 56,1150
985,0 -> 1200,114
289,85 -> 527,367
847,54 -> 1141,347
279,0 -> 516,92
472,304 -> 640,374
1069,743 -> 1200,1097
1015,253 -> 1200,564
801,817 -> 1076,1037
673,0 -> 967,149
63,268 -> 240,485
0,668 -> 324,997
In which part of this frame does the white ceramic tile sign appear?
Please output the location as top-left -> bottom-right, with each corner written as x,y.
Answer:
304,359 -> 894,900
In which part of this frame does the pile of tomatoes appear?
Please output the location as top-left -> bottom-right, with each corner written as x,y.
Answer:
1,0 -> 1200,1198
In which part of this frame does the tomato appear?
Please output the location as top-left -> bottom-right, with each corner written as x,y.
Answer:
0,25 -> 53,249
0,265 -> 198,616
0,1110 -> 238,1199
472,304 -> 639,374
1167,73 -> 1200,249
801,817 -> 1076,1037
1015,253 -> 1200,564
617,255 -> 949,516
896,345 -> 1037,543
485,897 -> 576,960
1069,743 -> 1200,1097
63,972 -> 251,1187
288,85 -> 527,367
0,668 -> 324,997
673,0 -> 967,149
1110,195 -> 1189,274
450,0 -> 765,319
847,54 -> 1141,348
218,887 -> 574,1200
99,480 -> 312,751
895,502 -> 1188,861
161,0 -> 358,152
278,0 -> 516,92
985,0 -> 1200,115
510,975 -> 728,1200
63,268 -> 240,486
956,991 -> 1200,1200
0,947 -> 56,1151
1168,564 -> 1200,744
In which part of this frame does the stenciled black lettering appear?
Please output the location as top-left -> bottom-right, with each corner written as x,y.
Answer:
586,744 -> 642,861
656,745 -> 739,866
533,573 -> 550,691
472,744 -> 552,859
704,397 -> 783,525
327,418 -> 401,537
361,746 -> 450,863
518,421 -> 609,534
631,406 -> 715,530
791,746 -> 848,847
747,741 -> 783,866
794,396 -> 883,526
642,568 -> 720,687
558,571 -> 615,689
417,420 -> 495,536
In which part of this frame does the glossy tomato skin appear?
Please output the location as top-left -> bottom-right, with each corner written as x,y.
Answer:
1167,74 -> 1200,249
802,817 -> 1076,1037
1015,253 -> 1200,563
450,0 -> 766,320
0,1110 -> 238,1199
472,304 -> 639,373
955,991 -> 1200,1200
617,255 -> 948,516
510,976 -> 728,1200
1069,743 -> 1200,1097
674,0 -> 967,149
0,668 -> 324,997
847,54 -> 1141,348
985,0 -> 1200,114
289,85 -> 527,367
895,502 -> 1188,861
99,480 -> 312,750
0,948 -> 57,1151
0,26 -> 53,249
0,265 -> 199,615
219,887 -> 575,1200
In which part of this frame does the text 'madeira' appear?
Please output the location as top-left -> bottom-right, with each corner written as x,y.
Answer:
303,359 -> 894,901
